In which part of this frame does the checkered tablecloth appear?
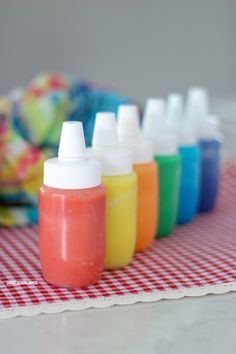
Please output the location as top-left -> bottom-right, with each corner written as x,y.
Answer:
0,163 -> 236,319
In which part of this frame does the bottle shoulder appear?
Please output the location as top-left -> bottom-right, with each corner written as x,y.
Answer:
154,154 -> 180,164
39,184 -> 105,199
102,172 -> 137,185
178,144 -> 201,155
133,161 -> 157,173
199,138 -> 222,146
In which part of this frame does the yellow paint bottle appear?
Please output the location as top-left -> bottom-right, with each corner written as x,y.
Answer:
89,112 -> 137,269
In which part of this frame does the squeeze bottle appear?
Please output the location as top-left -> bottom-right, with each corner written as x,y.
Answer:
166,94 -> 200,224
39,122 -> 105,288
117,105 -> 158,251
89,112 -> 137,269
143,99 -> 179,238
186,88 -> 222,211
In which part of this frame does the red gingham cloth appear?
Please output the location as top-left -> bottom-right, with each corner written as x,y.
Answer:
0,163 -> 236,318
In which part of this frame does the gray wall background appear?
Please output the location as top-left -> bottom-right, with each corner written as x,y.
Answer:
0,0 -> 236,103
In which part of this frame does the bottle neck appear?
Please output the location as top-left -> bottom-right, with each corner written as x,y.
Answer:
88,146 -> 133,177
118,136 -> 153,164
43,157 -> 101,189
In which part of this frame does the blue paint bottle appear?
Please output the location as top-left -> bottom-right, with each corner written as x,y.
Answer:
186,88 -> 222,212
166,94 -> 201,224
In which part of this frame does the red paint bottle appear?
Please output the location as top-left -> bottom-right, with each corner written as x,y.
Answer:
39,122 -> 105,288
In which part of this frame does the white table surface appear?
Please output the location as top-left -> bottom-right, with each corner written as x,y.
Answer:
1,292 -> 236,354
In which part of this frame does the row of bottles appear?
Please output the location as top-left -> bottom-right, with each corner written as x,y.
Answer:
143,87 -> 221,229
39,87 -> 222,288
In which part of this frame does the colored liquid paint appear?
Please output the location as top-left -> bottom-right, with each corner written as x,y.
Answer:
133,162 -> 158,251
199,139 -> 221,211
154,154 -> 180,238
39,185 -> 105,288
177,145 -> 201,223
102,173 -> 137,269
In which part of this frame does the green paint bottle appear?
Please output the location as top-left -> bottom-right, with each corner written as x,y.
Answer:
143,99 -> 180,238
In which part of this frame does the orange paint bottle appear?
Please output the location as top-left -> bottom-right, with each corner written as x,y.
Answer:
117,105 -> 158,252
39,122 -> 105,288
133,162 -> 158,251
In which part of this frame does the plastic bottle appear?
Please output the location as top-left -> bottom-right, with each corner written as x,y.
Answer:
89,112 -> 137,269
186,87 -> 222,211
143,99 -> 179,238
117,105 -> 158,251
166,94 -> 201,224
39,122 -> 105,288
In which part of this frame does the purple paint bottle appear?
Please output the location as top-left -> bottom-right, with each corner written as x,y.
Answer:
198,117 -> 222,211
186,88 -> 222,212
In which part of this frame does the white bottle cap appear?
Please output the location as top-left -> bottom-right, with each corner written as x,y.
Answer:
143,98 -> 165,134
166,94 -> 184,128
199,115 -> 221,140
89,112 -> 132,176
117,105 -> 153,164
58,121 -> 87,160
44,121 -> 101,189
166,93 -> 197,145
142,98 -> 177,155
92,112 -> 118,148
185,87 -> 209,138
186,87 -> 209,118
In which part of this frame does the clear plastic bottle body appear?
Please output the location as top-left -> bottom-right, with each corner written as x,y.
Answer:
102,172 -> 137,269
39,184 -> 106,288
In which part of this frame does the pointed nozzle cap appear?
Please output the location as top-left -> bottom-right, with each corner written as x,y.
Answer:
44,121 -> 101,189
200,115 -> 221,139
167,94 -> 197,145
144,98 -> 165,118
117,104 -> 153,164
117,105 -> 141,137
185,87 -> 209,121
166,94 -> 184,127
142,98 -> 165,139
92,112 -> 118,148
90,112 -> 133,175
58,121 -> 86,160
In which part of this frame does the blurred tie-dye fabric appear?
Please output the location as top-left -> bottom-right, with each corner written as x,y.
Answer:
0,73 -> 129,226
